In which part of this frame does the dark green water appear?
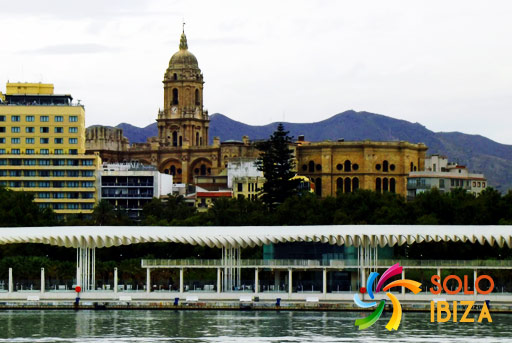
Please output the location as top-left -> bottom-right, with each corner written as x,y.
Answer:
0,310 -> 509,342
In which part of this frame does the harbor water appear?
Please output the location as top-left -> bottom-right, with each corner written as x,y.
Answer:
0,310 -> 509,342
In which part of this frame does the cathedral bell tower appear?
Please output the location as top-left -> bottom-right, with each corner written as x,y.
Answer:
157,29 -> 209,148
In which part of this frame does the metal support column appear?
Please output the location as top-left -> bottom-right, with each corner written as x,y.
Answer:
179,268 -> 184,293
40,268 -> 45,293
288,269 -> 293,294
254,268 -> 259,294
8,268 -> 12,293
221,245 -> 241,291
77,247 -> 96,292
146,268 -> 151,293
217,268 -> 221,293
114,268 -> 118,294
322,268 -> 327,294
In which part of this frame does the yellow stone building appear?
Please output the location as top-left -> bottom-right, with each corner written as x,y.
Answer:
86,31 -> 427,198
0,82 -> 100,217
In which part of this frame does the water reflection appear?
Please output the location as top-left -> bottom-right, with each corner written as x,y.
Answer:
0,310 -> 508,342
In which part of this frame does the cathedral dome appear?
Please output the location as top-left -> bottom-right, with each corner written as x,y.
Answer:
169,32 -> 199,69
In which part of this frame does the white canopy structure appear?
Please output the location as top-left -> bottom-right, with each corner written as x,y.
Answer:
1,225 -> 510,291
0,225 -> 510,249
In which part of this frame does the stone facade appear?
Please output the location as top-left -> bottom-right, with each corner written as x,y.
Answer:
86,31 -> 428,198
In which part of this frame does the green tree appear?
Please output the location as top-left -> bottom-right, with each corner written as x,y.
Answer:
255,123 -> 299,208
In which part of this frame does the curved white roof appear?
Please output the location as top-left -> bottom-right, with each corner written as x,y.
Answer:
0,226 -> 510,249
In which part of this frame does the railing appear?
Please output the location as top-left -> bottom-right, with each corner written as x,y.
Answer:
141,259 -> 512,269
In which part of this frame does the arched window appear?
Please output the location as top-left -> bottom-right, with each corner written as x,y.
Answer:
170,165 -> 176,176
344,178 -> 351,193
344,160 -> 351,172
172,88 -> 179,105
164,169 -> 169,174
316,164 -> 322,171
376,178 -> 381,193
173,73 -> 177,81
410,162 -> 413,172
336,177 -> 343,194
308,161 -> 315,173
390,178 -> 396,193
383,178 -> 389,192
196,132 -> 199,146
383,160 -> 389,172
352,177 -> 359,191
315,178 -> 322,197
195,89 -> 200,105
200,164 -> 206,176
179,136 -> 182,146
200,137 -> 203,146
172,131 -> 178,147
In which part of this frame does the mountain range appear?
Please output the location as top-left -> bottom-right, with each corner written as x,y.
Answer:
113,110 -> 512,192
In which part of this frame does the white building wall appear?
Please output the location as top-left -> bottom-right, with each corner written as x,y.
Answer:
227,158 -> 263,188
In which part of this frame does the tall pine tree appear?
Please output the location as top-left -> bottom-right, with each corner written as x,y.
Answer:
255,123 -> 299,208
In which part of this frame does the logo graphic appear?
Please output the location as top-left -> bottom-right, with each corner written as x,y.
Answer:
353,263 -> 422,331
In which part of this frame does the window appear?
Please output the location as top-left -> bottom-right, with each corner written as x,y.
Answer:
69,138 -> 77,144
9,181 -> 21,188
55,116 -> 64,122
54,138 -> 63,144
0,138 -> 4,144
82,181 -> 94,188
10,159 -> 21,165
172,89 -> 179,105
69,149 -> 78,155
11,127 -> 20,133
39,160 -> 50,166
69,116 -> 78,122
53,159 -> 65,166
26,115 -> 35,122
54,149 -> 64,155
26,149 -> 35,155
483,182 -> 486,188
0,149 -> 6,154
68,181 -> 79,188
26,127 -> 35,133
40,138 -> 49,144
54,127 -> 63,133
10,170 -> 22,176
0,127 -> 4,133
0,159 -> 6,165
53,181 -> 64,188
344,160 -> 352,172
68,203 -> 79,210
82,203 -> 94,210
11,138 -> 20,144
24,159 -> 36,165
69,127 -> 78,133
40,127 -> 49,133
38,193 -> 50,199
24,181 -> 36,188
11,115 -> 20,122
0,170 -> 6,176
40,149 -> 49,155
26,138 -> 35,144
40,116 -> 49,122
383,160 -> 389,172
82,171 -> 94,177
82,160 -> 94,166
237,183 -> 243,192
336,163 -> 343,171
0,116 -> 4,121
39,181 -> 50,188
308,161 -> 315,172
439,179 -> 445,188
53,170 -> 65,177
68,171 -> 79,177
67,159 -> 78,166
82,192 -> 94,198
24,170 -> 36,177
39,171 -> 50,177
53,203 -> 65,210
54,192 -> 66,198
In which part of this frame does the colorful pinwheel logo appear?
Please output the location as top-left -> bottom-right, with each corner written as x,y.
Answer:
353,263 -> 422,331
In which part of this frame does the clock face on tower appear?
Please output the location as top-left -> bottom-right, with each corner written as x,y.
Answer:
171,106 -> 178,114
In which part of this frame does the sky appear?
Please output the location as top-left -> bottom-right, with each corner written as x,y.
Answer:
1,0 -> 511,144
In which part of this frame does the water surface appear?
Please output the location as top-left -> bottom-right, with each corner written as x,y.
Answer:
0,310 -> 508,342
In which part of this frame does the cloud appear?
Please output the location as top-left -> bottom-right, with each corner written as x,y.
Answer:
20,44 -> 117,55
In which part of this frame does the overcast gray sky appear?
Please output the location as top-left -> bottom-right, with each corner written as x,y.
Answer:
1,0 -> 511,144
